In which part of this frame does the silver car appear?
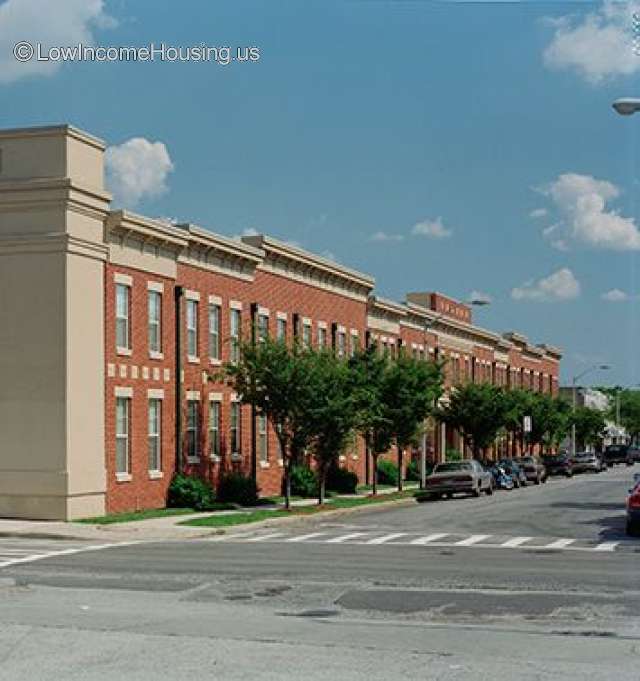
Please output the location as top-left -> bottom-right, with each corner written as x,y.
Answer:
424,460 -> 494,499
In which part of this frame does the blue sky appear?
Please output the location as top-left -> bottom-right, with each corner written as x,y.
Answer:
2,0 -> 640,386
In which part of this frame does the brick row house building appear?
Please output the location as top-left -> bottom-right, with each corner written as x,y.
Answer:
0,125 -> 561,519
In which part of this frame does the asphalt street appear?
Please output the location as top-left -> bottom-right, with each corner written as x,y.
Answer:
0,466 -> 638,680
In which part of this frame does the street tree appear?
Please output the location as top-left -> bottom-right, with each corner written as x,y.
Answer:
383,353 -> 443,490
304,349 -> 358,504
348,347 -> 395,495
502,389 -> 533,457
220,337 -> 314,510
571,406 -> 607,451
527,394 -> 571,453
438,383 -> 507,459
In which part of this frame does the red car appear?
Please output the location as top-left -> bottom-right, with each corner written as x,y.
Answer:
626,481 -> 640,537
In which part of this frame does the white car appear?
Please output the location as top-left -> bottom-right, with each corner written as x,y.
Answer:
424,460 -> 494,499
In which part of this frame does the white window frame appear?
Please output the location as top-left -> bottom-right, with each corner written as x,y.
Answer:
115,283 -> 131,353
148,290 -> 162,356
302,322 -> 312,349
318,326 -> 327,349
115,396 -> 130,477
257,313 -> 269,342
276,317 -> 287,341
208,399 -> 221,460
230,401 -> 242,458
208,303 -> 221,362
230,308 -> 242,362
186,299 -> 199,360
337,331 -> 347,358
148,398 -> 162,473
258,412 -> 268,462
186,399 -> 200,462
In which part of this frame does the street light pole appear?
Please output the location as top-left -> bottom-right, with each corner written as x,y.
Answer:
571,364 -> 611,458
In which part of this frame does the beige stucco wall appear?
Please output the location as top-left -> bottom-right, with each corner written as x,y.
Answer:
0,125 -> 109,520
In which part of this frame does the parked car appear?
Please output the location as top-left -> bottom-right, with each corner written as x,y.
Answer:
628,446 -> 640,463
603,444 -> 633,467
424,460 -> 494,499
595,453 -> 608,472
570,451 -> 602,474
542,454 -> 574,477
487,464 -> 515,490
626,481 -> 640,536
515,455 -> 547,484
498,459 -> 527,487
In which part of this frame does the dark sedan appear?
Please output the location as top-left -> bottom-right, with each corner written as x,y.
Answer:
603,444 -> 633,467
542,454 -> 573,477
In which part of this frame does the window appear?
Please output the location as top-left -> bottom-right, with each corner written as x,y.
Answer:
257,313 -> 269,342
148,399 -> 161,471
208,401 -> 220,459
337,331 -> 346,357
350,333 -> 359,356
186,400 -> 199,461
318,326 -> 327,348
115,397 -> 130,474
186,300 -> 198,358
258,412 -> 268,462
230,402 -> 241,457
148,291 -> 162,354
208,303 -> 220,360
302,322 -> 312,349
277,317 -> 287,341
116,284 -> 130,350
230,308 -> 241,362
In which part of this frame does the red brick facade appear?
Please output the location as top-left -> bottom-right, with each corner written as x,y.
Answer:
102,221 -> 561,513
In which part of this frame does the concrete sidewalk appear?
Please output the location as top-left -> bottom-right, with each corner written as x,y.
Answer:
0,483 -> 419,543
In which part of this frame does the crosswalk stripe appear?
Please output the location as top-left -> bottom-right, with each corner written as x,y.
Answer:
544,538 -> 575,549
500,537 -> 533,548
593,541 -> 619,552
410,533 -> 449,545
247,532 -> 286,542
366,533 -> 407,545
326,532 -> 369,544
454,534 -> 491,546
287,532 -> 327,542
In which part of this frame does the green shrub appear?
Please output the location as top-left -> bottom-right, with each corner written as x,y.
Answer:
445,448 -> 462,462
377,458 -> 399,485
405,458 -> 434,481
326,466 -> 358,494
218,472 -> 259,506
289,464 -> 317,498
167,473 -> 216,511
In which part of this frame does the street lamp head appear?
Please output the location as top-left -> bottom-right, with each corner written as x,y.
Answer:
612,98 -> 640,116
469,298 -> 490,307
599,364 -> 611,370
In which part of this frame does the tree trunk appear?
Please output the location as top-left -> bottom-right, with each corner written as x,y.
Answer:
283,460 -> 291,511
372,454 -> 378,496
397,444 -> 403,492
318,468 -> 326,506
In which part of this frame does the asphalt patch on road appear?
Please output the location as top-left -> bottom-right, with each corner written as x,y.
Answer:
335,589 -> 634,619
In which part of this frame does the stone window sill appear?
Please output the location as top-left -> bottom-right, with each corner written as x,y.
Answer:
116,347 -> 132,357
149,351 -> 164,361
187,356 -> 200,365
148,470 -> 164,480
115,472 -> 132,483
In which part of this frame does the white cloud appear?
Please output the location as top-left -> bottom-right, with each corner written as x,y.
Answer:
529,208 -> 548,219
411,217 -> 453,239
370,231 -> 404,243
0,0 -> 116,84
539,173 -> 640,251
511,268 -> 581,302
602,288 -> 630,301
320,249 -> 338,262
542,1 -> 640,85
469,290 -> 492,305
105,137 -> 174,206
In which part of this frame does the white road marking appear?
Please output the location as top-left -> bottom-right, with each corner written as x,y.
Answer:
543,538 -> 575,550
326,532 -> 369,544
286,532 -> 327,542
500,537 -> 533,548
246,532 -> 286,542
454,534 -> 491,546
593,541 -> 619,552
410,533 -> 449,545
366,533 -> 407,545
0,541 -> 140,569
